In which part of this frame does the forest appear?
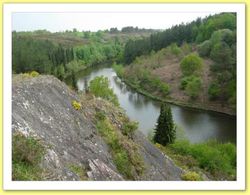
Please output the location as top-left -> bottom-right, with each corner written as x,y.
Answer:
12,13 -> 236,111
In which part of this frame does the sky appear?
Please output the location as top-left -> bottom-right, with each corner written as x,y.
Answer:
12,12 -> 219,32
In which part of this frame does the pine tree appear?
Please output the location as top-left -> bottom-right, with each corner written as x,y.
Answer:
153,104 -> 176,146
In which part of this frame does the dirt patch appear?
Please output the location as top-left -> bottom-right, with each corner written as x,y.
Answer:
153,56 -> 235,115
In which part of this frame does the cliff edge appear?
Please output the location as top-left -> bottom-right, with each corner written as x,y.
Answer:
12,75 -> 183,181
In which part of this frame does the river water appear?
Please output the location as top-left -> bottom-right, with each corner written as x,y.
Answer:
76,65 -> 236,144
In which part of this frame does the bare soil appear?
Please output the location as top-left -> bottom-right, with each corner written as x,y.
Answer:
152,56 -> 235,115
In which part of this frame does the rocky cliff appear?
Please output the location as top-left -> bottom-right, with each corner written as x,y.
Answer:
12,75 -> 183,181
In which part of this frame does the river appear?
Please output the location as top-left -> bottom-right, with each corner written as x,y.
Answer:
75,65 -> 236,144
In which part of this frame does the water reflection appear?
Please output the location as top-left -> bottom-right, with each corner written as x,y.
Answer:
76,66 -> 236,144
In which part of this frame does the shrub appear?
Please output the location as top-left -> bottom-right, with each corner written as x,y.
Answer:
198,40 -> 211,57
89,76 -> 119,106
96,117 -> 144,179
180,53 -> 203,76
185,76 -> 202,99
208,82 -> 221,100
72,100 -> 81,110
169,140 -> 236,178
30,71 -> 40,77
181,42 -> 192,55
210,41 -> 233,67
181,171 -> 202,181
170,43 -> 182,56
112,63 -> 124,77
95,110 -> 106,121
12,133 -> 45,180
180,76 -> 202,98
122,121 -> 138,137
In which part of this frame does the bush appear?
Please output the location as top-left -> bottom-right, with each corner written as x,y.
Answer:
30,71 -> 40,77
180,76 -> 202,98
95,117 -> 144,179
112,63 -> 124,77
12,133 -> 45,180
169,140 -> 236,178
72,100 -> 81,110
122,121 -> 138,137
185,76 -> 202,99
89,76 -> 119,106
210,41 -> 233,67
180,53 -> 203,76
198,40 -> 211,57
170,43 -> 182,56
95,110 -> 106,121
181,42 -> 192,55
208,82 -> 221,100
181,171 -> 202,181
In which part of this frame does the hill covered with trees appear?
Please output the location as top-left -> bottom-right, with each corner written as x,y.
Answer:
117,13 -> 236,114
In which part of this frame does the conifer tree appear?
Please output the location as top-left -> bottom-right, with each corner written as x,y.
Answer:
153,104 -> 176,145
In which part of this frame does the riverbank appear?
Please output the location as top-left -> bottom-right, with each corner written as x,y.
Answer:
119,75 -> 236,116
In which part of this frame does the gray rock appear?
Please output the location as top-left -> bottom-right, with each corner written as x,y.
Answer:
12,75 -> 183,181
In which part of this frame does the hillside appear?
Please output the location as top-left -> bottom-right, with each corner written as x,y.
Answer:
118,12 -> 236,115
12,74 -> 184,181
118,45 -> 235,115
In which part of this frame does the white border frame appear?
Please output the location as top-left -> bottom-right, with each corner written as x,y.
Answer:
3,3 -> 245,190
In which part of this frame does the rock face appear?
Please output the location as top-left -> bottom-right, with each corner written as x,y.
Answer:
12,75 -> 183,181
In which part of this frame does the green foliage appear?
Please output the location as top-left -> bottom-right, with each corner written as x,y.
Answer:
68,164 -> 88,180
20,71 -> 40,78
12,133 -> 45,180
12,33 -> 74,75
122,65 -> 169,98
170,43 -> 182,56
72,100 -> 81,110
95,115 -> 144,179
181,171 -> 202,181
124,13 -> 235,64
121,121 -> 138,137
185,76 -> 202,99
195,13 -> 236,43
30,71 -> 40,77
208,81 -> 221,100
169,140 -> 236,179
89,76 -> 119,106
181,42 -> 192,55
210,41 -> 233,68
95,111 -> 106,121
153,104 -> 176,146
180,75 -> 199,90
112,63 -> 125,77
180,53 -> 203,76
197,40 -> 211,57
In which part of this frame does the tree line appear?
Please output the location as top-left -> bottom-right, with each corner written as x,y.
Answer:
124,13 -> 236,64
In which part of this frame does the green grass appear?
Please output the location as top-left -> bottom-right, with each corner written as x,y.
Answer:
156,139 -> 236,180
12,133 -> 45,181
68,164 -> 88,180
95,112 -> 144,179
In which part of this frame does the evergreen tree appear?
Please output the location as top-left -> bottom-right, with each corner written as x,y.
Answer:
153,104 -> 176,145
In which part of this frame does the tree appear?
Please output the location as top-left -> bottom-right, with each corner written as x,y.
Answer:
180,53 -> 203,76
89,76 -> 119,106
185,76 -> 202,99
153,104 -> 176,146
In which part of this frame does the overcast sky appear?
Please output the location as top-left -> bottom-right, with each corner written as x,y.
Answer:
12,12 -> 219,32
